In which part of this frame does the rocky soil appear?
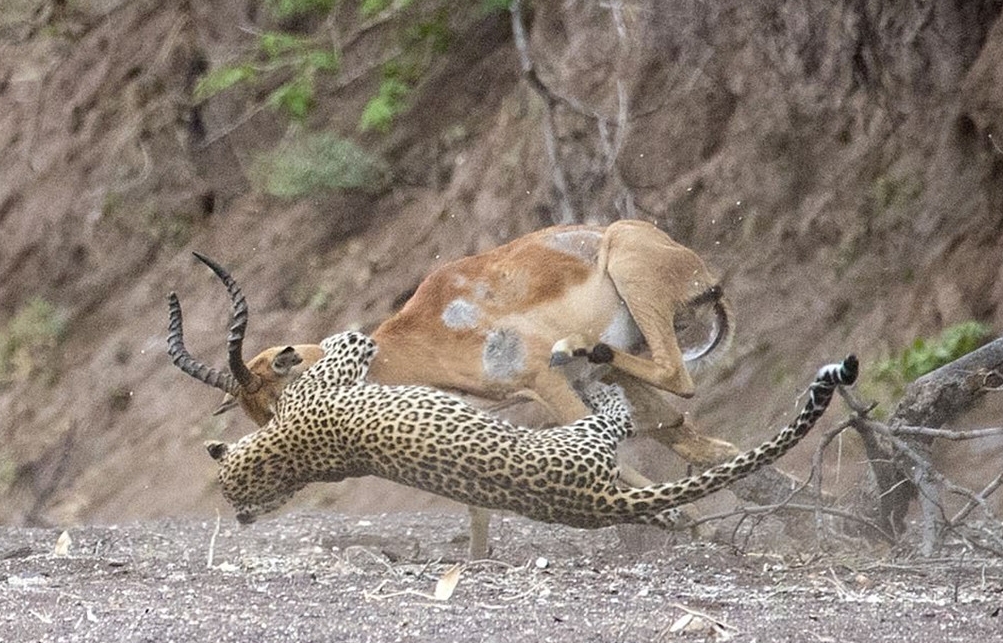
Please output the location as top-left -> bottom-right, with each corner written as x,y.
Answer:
3,511 -> 1003,643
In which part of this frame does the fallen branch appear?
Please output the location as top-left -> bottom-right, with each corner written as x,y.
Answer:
688,501 -> 895,545
847,335 -> 1003,552
811,418 -> 854,537
890,425 -> 1003,440
950,470 -> 1003,526
891,336 -> 1003,429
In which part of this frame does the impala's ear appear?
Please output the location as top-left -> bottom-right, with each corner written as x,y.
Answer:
205,441 -> 229,461
271,346 -> 303,376
213,393 -> 240,416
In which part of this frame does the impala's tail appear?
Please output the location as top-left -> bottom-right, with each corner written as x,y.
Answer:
621,355 -> 859,526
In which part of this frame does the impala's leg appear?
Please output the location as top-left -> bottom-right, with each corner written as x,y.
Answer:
460,392 -> 561,560
605,375 -> 732,541
531,368 -> 676,489
551,335 -> 694,397
610,373 -> 739,467
550,344 -> 738,467
533,357 -> 712,535
468,506 -> 491,559
602,222 -> 726,398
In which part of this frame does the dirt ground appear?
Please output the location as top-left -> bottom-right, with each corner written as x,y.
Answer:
2,511 -> 1002,643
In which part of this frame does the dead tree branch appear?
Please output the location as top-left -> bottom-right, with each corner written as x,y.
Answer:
951,471 -> 1003,525
811,419 -> 854,537
510,0 -> 575,225
849,336 -> 1003,553
509,0 -> 638,223
891,425 -> 1003,440
689,501 -> 896,547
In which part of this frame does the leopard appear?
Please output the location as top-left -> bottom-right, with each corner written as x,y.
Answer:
205,330 -> 859,531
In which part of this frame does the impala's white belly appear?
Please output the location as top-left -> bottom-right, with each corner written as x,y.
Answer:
599,301 -> 644,352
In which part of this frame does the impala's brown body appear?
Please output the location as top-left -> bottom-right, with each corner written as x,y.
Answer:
369,221 -> 727,419
195,220 -> 736,461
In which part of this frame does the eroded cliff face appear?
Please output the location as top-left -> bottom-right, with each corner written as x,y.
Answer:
1,0 -> 1001,528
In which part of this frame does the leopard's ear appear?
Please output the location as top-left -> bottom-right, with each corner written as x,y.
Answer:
205,440 -> 229,461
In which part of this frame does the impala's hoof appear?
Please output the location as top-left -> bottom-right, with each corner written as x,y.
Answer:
549,335 -> 590,367
550,335 -> 613,368
588,342 -> 614,364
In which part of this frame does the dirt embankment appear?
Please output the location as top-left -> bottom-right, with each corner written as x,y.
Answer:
1,0 -> 1002,541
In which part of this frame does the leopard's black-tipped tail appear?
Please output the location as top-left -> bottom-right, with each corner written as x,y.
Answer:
615,355 -> 858,527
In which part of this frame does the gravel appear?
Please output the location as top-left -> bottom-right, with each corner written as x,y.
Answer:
2,511 -> 1001,642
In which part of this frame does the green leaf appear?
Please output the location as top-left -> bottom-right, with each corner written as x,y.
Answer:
193,64 -> 256,102
359,76 -> 411,132
268,74 -> 314,120
409,10 -> 452,54
259,32 -> 309,59
265,0 -> 335,20
305,49 -> 340,72
379,76 -> 410,102
360,0 -> 393,18
359,95 -> 396,133
872,321 -> 992,395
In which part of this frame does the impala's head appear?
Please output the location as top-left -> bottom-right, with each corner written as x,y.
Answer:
167,252 -> 324,426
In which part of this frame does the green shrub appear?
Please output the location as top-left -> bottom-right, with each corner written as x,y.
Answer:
359,76 -> 411,133
193,65 -> 257,103
872,321 -> 993,398
266,0 -> 336,19
267,73 -> 316,120
193,30 -> 339,121
253,131 -> 390,198
358,8 -> 453,132
0,298 -> 68,384
192,1 -> 463,130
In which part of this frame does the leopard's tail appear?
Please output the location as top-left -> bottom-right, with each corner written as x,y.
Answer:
620,355 -> 859,526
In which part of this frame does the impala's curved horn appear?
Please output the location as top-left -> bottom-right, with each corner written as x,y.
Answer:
167,292 -> 241,395
681,285 -> 732,363
707,294 -> 731,356
192,252 -> 262,393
